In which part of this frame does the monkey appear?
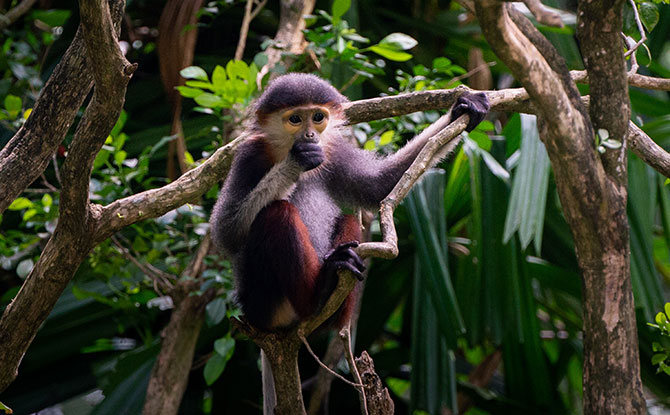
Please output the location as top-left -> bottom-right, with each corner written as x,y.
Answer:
210,73 -> 489,331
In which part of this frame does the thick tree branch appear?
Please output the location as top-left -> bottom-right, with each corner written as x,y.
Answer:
0,0 -> 133,393
0,1 -> 125,215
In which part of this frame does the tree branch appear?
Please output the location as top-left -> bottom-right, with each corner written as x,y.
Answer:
0,0 -> 37,30
0,0 -> 125,215
628,122 -> 670,178
0,0 -> 133,393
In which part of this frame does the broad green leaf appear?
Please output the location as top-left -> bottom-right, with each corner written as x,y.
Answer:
194,93 -> 224,108
30,9 -> 71,27
204,353 -> 228,385
226,60 -> 249,80
206,297 -> 227,326
652,353 -> 667,365
331,0 -> 351,24
214,336 -> 235,359
23,208 -> 37,221
184,80 -> 215,90
503,114 -> 549,252
379,32 -> 418,50
656,312 -> 666,325
639,2 -> 660,32
4,94 -> 21,113
8,197 -> 33,210
180,66 -> 208,81
379,130 -> 394,146
212,65 -> 227,87
176,86 -> 204,98
368,45 -> 412,62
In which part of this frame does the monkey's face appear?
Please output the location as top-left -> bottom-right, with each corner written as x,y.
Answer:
280,105 -> 330,144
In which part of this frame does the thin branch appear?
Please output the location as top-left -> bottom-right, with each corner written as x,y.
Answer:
235,0 -> 268,61
519,0 -> 563,27
298,334 -> 362,388
340,325 -> 368,415
624,0 -> 647,58
0,0 -> 37,30
111,235 -> 175,292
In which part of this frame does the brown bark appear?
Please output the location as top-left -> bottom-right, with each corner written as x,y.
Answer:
473,1 -> 645,413
142,235 -> 213,415
354,351 -> 394,415
0,1 -> 125,215
0,0 -> 135,393
577,1 -> 645,413
142,287 -> 214,415
258,0 -> 316,81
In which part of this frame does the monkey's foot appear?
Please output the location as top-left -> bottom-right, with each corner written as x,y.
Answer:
324,241 -> 366,281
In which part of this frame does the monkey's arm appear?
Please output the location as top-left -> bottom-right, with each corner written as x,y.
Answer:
325,92 -> 489,209
210,139 -> 303,255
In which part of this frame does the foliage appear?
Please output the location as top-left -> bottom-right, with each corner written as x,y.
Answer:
648,303 -> 670,375
0,0 -> 670,414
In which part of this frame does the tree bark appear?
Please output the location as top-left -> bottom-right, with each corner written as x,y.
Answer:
473,1 -> 646,413
0,0 -> 135,392
576,1 -> 645,413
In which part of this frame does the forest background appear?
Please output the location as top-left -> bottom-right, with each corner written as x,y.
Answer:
1,0 -> 670,414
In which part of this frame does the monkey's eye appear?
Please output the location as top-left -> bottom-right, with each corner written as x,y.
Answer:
288,114 -> 302,125
312,112 -> 325,123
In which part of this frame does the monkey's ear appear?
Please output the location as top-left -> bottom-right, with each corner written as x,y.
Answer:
452,92 -> 490,132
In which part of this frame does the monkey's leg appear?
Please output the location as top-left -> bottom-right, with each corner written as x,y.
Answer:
321,215 -> 365,328
239,200 -> 322,329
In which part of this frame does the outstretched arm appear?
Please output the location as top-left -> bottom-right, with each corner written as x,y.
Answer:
324,92 -> 489,209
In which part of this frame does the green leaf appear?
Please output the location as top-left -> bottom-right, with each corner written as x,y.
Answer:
206,297 -> 227,326
177,86 -> 205,98
194,93 -> 224,108
114,150 -> 127,166
331,0 -> 351,24
0,399 -> 13,414
212,65 -> 227,87
226,60 -> 249,80
664,303 -> 670,319
180,66 -> 208,81
204,353 -> 228,385
656,311 -> 667,325
638,2 -> 660,32
22,208 -> 37,221
8,197 -> 33,211
368,45 -> 412,62
653,342 -> 663,352
4,94 -> 21,117
652,353 -> 667,365
379,32 -> 418,50
214,336 -> 235,359
363,140 -> 376,150
185,80 -> 215,90
379,130 -> 394,146
30,9 -> 71,27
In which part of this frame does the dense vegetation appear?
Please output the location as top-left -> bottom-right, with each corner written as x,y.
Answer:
1,0 -> 670,414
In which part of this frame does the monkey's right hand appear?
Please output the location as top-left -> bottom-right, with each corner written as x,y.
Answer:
323,241 -> 366,281
290,141 -> 325,171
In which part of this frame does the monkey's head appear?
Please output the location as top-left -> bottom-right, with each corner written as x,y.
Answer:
253,74 -> 348,158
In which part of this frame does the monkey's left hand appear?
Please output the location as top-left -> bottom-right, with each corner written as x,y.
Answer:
451,92 -> 490,132
323,241 -> 366,281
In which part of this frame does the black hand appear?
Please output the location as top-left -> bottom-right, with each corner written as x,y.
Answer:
323,241 -> 366,281
451,92 -> 490,132
291,141 -> 325,171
